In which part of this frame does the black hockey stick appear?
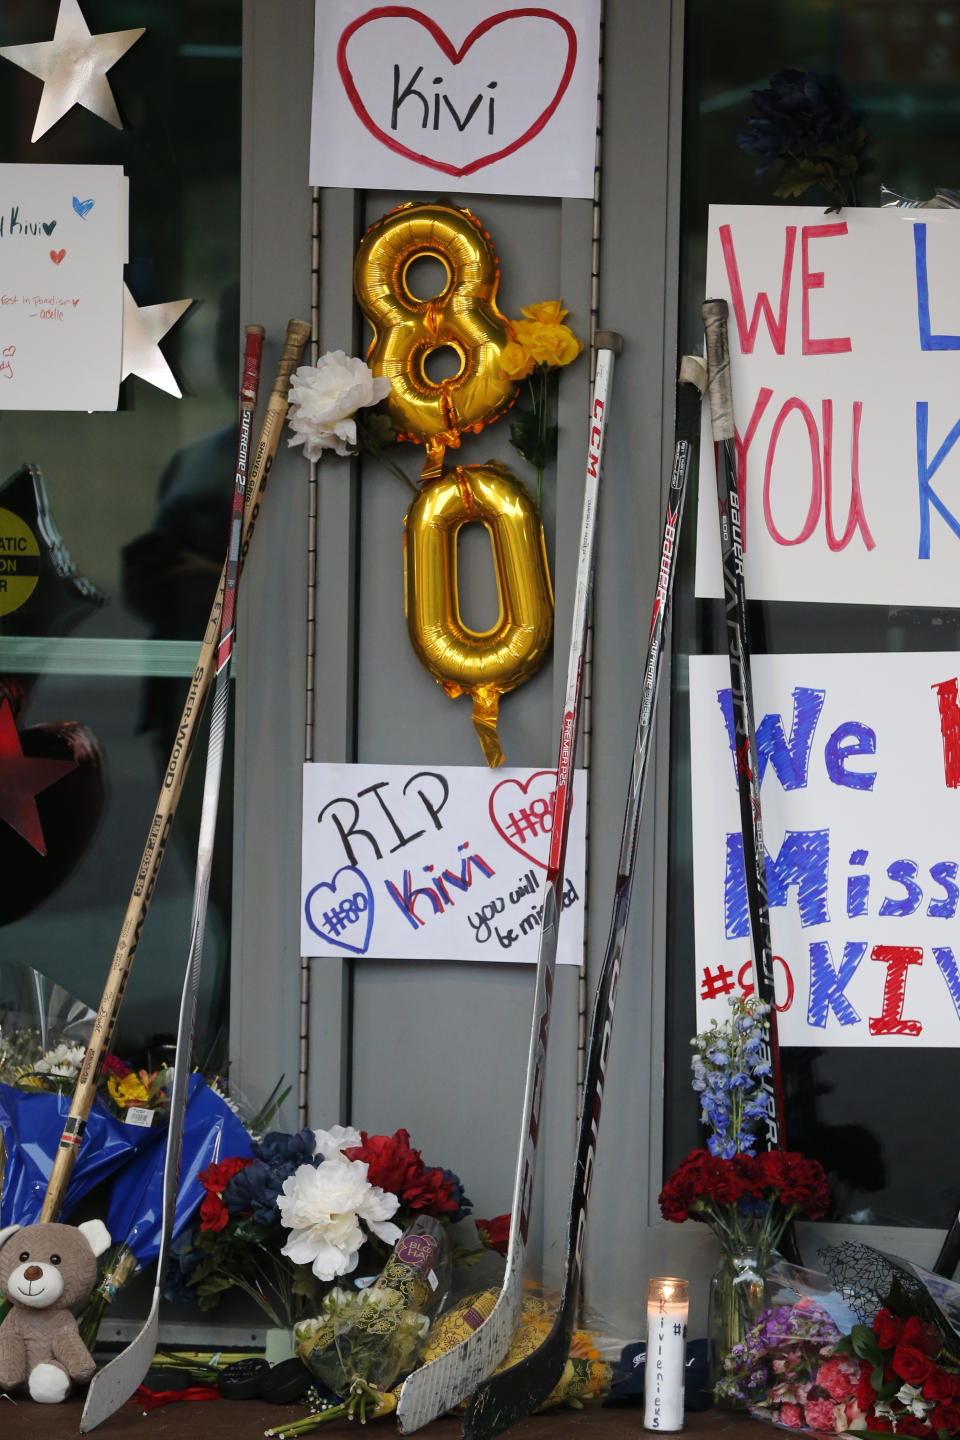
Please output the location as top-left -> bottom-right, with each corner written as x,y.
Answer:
462,359 -> 707,1440
80,325 -> 265,1432
396,333 -> 623,1433
702,299 -> 792,1173
933,1214 -> 960,1277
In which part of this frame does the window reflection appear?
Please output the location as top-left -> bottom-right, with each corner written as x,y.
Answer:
669,0 -> 960,1228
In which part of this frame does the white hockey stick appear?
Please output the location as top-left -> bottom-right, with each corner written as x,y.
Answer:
396,333 -> 623,1433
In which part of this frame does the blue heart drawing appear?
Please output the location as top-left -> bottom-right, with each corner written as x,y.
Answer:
304,865 -> 374,954
42,220 -> 56,235
72,197 -> 94,219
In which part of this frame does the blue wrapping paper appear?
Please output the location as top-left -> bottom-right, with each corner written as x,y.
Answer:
0,1082 -> 158,1225
106,1073 -> 254,1264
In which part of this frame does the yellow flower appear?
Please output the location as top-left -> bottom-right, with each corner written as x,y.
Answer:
513,319 -> 583,369
498,340 -> 536,381
520,300 -> 569,325
108,1071 -> 151,1108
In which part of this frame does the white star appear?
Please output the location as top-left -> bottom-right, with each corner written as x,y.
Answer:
121,284 -> 193,398
0,0 -> 145,142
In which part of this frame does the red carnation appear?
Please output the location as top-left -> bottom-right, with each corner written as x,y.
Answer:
402,1165 -> 459,1216
199,1155 -> 254,1195
199,1190 -> 230,1233
101,1052 -> 132,1078
346,1129 -> 424,1199
874,1309 -> 904,1350
476,1214 -> 510,1255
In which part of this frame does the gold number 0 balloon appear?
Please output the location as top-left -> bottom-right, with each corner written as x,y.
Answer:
404,463 -> 553,769
354,202 -> 518,471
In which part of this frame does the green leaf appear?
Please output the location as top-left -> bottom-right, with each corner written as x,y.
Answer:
850,1324 -> 883,1365
876,1379 -> 901,1403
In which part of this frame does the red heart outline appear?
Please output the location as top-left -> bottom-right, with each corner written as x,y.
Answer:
336,6 -> 578,179
489,768 -> 558,870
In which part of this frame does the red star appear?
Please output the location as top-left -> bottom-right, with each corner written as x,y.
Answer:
0,699 -> 77,855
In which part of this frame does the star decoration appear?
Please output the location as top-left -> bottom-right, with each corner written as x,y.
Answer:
0,0 -> 144,142
0,700 -> 77,856
121,283 -> 193,398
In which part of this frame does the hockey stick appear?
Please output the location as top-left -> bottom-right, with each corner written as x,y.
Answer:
396,332 -> 623,1434
39,318 -> 310,1226
702,299 -> 790,1161
933,1214 -> 960,1277
80,325 -> 265,1432
462,359 -> 706,1440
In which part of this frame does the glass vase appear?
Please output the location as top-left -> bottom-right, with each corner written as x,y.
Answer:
706,1246 -> 770,1406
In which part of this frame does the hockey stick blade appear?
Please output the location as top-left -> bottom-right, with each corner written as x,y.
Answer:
396,333 -> 623,1434
462,359 -> 706,1440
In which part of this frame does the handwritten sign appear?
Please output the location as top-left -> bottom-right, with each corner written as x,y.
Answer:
694,205 -> 960,608
691,651 -> 960,1048
309,0 -> 601,198
0,164 -> 127,412
301,761 -> 586,964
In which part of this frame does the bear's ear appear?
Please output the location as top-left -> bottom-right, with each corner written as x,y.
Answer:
0,1224 -> 21,1252
76,1219 -> 111,1259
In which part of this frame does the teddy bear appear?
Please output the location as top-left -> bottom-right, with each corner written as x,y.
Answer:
0,1218 -> 110,1403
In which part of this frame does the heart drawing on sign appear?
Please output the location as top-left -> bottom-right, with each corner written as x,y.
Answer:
72,197 -> 95,219
42,220 -> 56,235
49,249 -> 65,265
489,769 -> 558,870
304,864 -> 375,954
336,7 -> 577,178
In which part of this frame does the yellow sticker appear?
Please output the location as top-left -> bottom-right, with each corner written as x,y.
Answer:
0,507 -> 39,617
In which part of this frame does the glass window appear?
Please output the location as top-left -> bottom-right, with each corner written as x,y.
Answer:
669,0 -> 960,1229
0,1 -> 241,1068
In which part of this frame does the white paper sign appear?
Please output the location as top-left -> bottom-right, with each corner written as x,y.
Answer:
0,165 -> 127,411
695,205 -> 960,608
301,761 -> 586,964
310,0 -> 601,198
690,651 -> 960,1048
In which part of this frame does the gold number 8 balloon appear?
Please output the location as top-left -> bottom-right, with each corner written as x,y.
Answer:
354,202 -> 555,767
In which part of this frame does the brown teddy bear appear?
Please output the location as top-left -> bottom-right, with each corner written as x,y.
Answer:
0,1218 -> 110,1403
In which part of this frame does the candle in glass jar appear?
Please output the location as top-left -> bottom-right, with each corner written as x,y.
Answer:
644,1276 -> 689,1431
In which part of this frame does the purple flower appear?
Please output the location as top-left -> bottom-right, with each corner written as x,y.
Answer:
439,1168 -> 473,1223
222,1159 -> 284,1224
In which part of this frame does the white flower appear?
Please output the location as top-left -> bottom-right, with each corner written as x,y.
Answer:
34,1042 -> 85,1078
276,1155 -> 401,1282
313,1123 -> 363,1159
287,353 -> 391,461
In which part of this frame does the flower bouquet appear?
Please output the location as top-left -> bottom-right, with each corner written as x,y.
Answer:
498,299 -> 584,509
658,997 -> 829,1394
169,1122 -> 470,1336
713,1244 -> 960,1437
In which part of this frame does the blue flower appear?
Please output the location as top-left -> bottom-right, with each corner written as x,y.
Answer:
251,1127 -> 316,1174
222,1159 -> 284,1224
439,1168 -> 473,1223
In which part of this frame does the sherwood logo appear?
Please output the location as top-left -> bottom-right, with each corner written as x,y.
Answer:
165,665 -> 205,788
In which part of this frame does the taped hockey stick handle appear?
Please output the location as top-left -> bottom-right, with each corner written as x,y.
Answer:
676,354 -> 707,442
39,319 -> 309,1224
240,324 -> 265,408
702,299 -> 734,441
